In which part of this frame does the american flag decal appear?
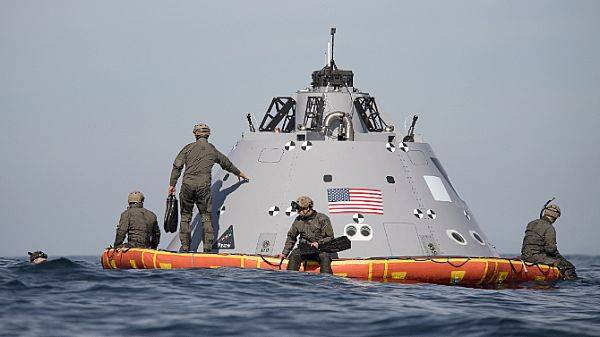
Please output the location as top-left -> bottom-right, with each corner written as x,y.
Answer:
327,188 -> 384,215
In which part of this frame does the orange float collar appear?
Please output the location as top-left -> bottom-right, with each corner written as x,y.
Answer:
101,248 -> 561,287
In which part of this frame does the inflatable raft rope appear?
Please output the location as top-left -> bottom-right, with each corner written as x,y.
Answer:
101,248 -> 561,287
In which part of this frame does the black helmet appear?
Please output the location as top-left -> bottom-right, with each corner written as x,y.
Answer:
28,251 -> 48,263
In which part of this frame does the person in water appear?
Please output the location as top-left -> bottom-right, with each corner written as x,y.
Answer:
521,202 -> 577,279
114,191 -> 160,249
28,251 -> 48,264
168,123 -> 249,253
278,196 -> 334,274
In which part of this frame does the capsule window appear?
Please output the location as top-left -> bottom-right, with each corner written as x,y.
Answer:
423,175 -> 452,202
446,229 -> 467,245
223,173 -> 230,181
360,226 -> 371,237
323,174 -> 332,182
344,224 -> 372,241
470,231 -> 486,245
346,225 -> 357,237
297,134 -> 306,141
386,176 -> 395,183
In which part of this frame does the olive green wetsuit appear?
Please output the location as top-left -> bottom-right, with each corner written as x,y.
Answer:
114,203 -> 160,249
170,138 -> 241,252
521,217 -> 576,278
283,210 -> 334,274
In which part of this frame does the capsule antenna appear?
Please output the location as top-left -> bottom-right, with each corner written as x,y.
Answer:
246,113 -> 256,132
330,27 -> 337,70
403,115 -> 419,142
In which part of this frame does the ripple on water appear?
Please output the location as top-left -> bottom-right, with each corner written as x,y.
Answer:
0,255 -> 599,337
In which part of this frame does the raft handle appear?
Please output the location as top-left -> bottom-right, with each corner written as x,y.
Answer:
259,255 -> 284,270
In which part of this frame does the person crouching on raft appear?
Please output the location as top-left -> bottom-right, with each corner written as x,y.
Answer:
278,196 -> 334,274
521,202 -> 577,280
114,191 -> 160,249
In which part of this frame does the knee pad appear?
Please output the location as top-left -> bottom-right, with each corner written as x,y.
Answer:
180,213 -> 193,224
179,224 -> 191,235
200,213 -> 211,223
319,252 -> 332,262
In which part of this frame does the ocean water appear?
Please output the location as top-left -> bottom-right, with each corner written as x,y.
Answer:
1,255 -> 599,337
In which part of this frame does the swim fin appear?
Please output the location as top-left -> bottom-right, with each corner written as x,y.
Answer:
164,195 -> 179,233
320,236 -> 351,253
298,236 -> 352,257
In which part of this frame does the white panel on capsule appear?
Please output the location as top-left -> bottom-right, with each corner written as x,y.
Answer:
423,175 -> 452,202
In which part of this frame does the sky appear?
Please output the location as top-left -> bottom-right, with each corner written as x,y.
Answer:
1,1 -> 599,257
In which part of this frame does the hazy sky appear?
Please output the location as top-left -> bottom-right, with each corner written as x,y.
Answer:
1,1 -> 599,257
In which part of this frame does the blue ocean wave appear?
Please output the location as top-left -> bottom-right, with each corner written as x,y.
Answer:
1,255 -> 599,337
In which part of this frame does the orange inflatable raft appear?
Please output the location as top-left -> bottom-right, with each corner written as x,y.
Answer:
101,248 -> 560,287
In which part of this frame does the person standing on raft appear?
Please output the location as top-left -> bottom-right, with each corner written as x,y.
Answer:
168,123 -> 249,253
521,201 -> 577,280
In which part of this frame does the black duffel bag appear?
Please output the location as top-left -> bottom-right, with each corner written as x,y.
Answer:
164,194 -> 178,233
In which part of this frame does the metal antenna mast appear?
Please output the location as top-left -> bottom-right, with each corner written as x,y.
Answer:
330,27 -> 337,70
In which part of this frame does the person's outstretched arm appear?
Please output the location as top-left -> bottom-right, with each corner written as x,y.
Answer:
214,147 -> 249,181
280,223 -> 299,258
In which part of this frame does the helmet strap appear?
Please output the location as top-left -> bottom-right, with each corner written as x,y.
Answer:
539,197 -> 555,219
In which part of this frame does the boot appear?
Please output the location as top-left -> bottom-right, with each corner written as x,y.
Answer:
563,268 -> 578,280
286,249 -> 302,271
179,232 -> 191,253
318,252 -> 333,274
202,220 -> 214,253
